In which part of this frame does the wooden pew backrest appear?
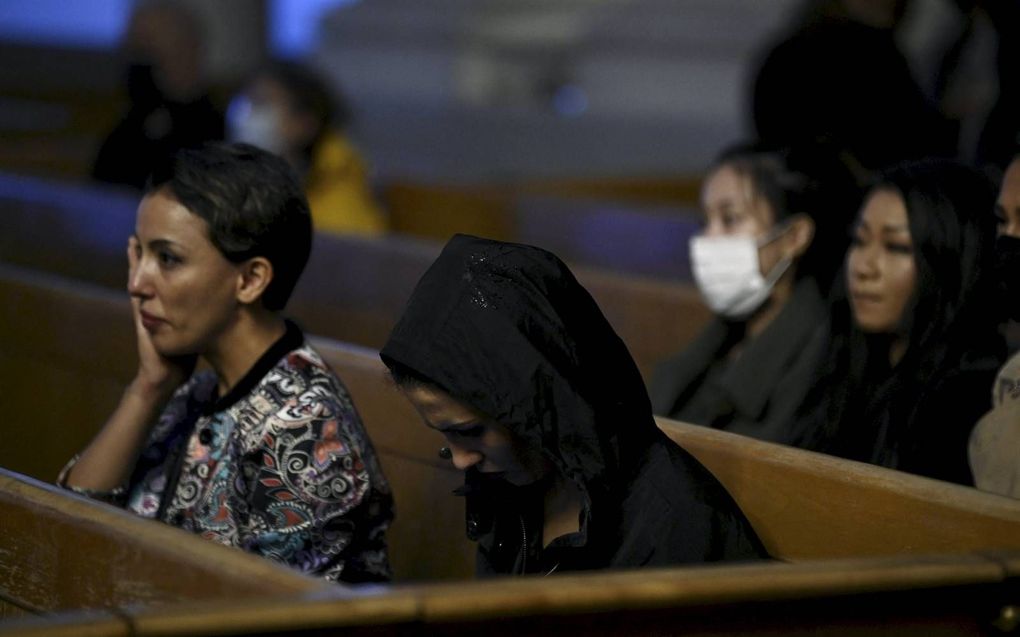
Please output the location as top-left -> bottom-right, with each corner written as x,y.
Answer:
0,469 -> 325,614
4,553 -> 1015,637
0,264 -> 474,582
659,417 -> 1020,559
310,337 -> 476,581
0,176 -> 710,376
514,195 -> 698,280
7,262 -> 1020,578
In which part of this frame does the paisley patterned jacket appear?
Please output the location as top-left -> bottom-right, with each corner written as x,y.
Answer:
61,323 -> 393,583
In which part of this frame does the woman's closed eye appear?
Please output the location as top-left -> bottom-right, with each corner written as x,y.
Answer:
884,241 -> 913,255
158,249 -> 183,267
451,424 -> 486,439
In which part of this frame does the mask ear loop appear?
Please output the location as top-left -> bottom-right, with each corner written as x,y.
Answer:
755,220 -> 796,287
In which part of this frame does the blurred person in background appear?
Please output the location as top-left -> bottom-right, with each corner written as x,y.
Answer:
649,144 -> 860,444
93,1 -> 223,190
970,152 -> 1020,496
227,61 -> 387,236
796,159 -> 1004,485
752,0 -> 956,173
933,0 -> 1020,171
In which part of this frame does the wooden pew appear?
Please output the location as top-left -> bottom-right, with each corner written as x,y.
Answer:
382,180 -> 516,243
4,553 -> 1019,636
380,178 -> 702,281
8,262 -> 1020,567
0,179 -> 712,377
309,337 -> 475,581
658,418 -> 1020,559
0,263 -> 474,582
0,469 -> 327,618
294,234 -> 710,379
514,194 -> 698,281
0,172 -> 137,289
8,269 -> 1020,635
8,262 -> 1020,583
515,173 -> 703,207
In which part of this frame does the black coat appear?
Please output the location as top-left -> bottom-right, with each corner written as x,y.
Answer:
381,234 -> 767,576
650,280 -> 828,445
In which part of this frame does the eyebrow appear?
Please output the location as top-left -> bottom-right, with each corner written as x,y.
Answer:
856,222 -> 910,234
146,238 -> 184,251
878,225 -> 910,233
427,419 -> 481,434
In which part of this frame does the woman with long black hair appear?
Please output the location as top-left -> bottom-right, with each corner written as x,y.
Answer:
796,159 -> 1005,485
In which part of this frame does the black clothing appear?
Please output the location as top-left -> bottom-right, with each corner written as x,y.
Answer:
650,280 -> 827,444
381,234 -> 766,576
92,82 -> 223,190
752,16 -> 955,172
993,235 -> 1020,323
803,342 -> 1002,486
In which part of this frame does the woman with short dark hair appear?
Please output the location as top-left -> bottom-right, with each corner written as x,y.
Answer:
61,142 -> 393,582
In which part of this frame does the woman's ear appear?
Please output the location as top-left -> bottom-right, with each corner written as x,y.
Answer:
784,214 -> 816,259
236,257 -> 275,305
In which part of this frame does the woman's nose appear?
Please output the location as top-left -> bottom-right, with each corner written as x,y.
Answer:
127,258 -> 153,297
700,220 -> 725,238
447,442 -> 483,471
850,246 -> 878,279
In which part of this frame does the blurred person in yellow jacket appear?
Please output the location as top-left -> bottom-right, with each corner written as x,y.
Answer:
228,61 -> 387,235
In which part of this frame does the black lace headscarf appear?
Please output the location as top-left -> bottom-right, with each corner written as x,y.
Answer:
380,234 -> 660,512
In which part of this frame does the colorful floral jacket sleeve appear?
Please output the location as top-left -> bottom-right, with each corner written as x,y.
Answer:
61,336 -> 393,584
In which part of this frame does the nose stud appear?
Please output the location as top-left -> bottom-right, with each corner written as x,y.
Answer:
438,447 -> 452,460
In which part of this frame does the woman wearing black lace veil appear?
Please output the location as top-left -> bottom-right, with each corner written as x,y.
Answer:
381,234 -> 765,576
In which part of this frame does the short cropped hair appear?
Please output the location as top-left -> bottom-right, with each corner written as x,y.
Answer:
145,142 -> 312,311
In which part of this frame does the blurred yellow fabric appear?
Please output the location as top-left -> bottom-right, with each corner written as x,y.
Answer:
306,131 -> 387,236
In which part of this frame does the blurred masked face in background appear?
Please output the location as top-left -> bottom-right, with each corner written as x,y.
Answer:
227,76 -> 316,162
690,163 -> 793,319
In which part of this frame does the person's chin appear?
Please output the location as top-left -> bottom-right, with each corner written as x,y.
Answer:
503,471 -> 545,488
473,469 -> 508,483
153,336 -> 199,359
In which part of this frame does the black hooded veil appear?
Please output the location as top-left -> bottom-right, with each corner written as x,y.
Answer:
381,235 -> 765,575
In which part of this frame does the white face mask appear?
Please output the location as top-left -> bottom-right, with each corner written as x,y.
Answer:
689,231 -> 792,319
226,97 -> 287,156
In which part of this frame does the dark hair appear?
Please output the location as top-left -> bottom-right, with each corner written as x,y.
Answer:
800,158 -> 1001,478
388,359 -> 436,392
259,61 -> 350,155
710,142 -> 863,286
883,161 -> 998,349
145,142 -> 313,311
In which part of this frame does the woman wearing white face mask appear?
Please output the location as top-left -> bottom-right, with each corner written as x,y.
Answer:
649,144 -> 860,443
227,61 -> 387,236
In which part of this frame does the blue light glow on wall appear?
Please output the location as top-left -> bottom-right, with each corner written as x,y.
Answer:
270,0 -> 360,57
0,0 -> 133,48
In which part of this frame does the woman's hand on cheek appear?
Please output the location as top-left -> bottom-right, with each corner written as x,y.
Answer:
130,295 -> 196,399
126,236 -> 196,400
